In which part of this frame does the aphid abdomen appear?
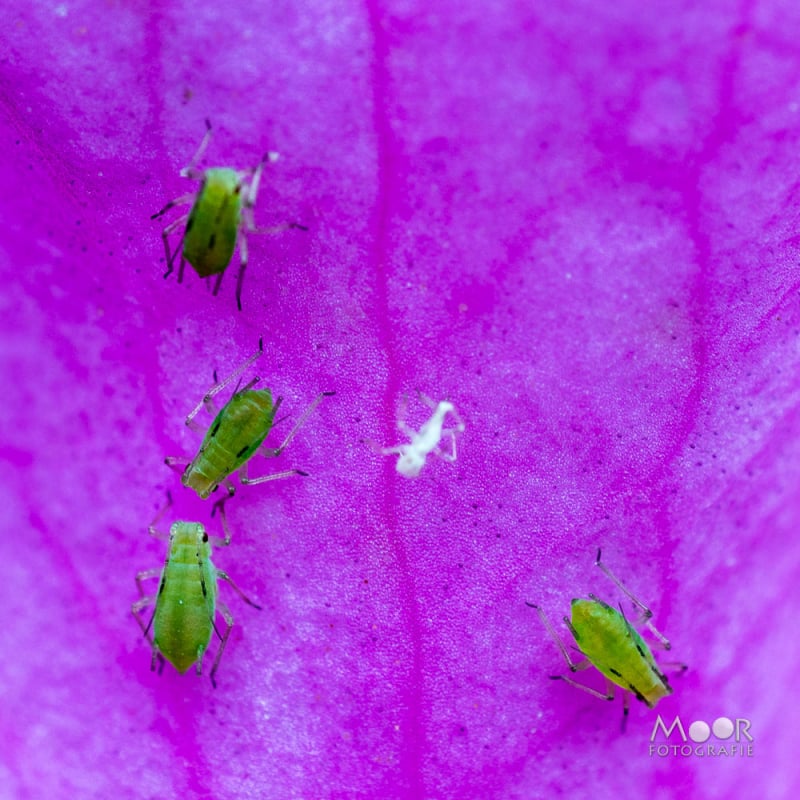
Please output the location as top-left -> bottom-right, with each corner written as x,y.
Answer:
222,390 -> 276,470
182,389 -> 275,498
183,169 -> 242,277
571,599 -> 670,707
153,526 -> 218,674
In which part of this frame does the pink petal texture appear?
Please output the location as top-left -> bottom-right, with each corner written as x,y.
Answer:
1,0 -> 797,798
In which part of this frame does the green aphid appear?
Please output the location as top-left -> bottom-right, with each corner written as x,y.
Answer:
528,549 -> 685,727
166,338 -> 334,499
151,119 -> 306,311
132,498 -> 261,687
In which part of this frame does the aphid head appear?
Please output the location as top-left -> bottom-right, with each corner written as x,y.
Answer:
181,463 -> 218,499
169,522 -> 207,547
396,446 -> 426,478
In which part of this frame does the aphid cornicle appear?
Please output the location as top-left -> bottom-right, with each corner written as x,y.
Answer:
151,119 -> 305,310
529,549 -> 685,728
165,338 -> 334,498
131,498 -> 261,687
370,391 -> 465,478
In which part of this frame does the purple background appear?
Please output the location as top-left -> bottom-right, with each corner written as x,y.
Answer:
1,0 -> 797,798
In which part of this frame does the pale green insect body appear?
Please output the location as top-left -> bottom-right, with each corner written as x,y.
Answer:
151,120 -> 303,311
166,338 -> 334,499
569,597 -> 671,708
132,505 -> 261,687
183,388 -> 276,499
531,549 -> 683,725
152,522 -> 218,674
183,168 -> 242,279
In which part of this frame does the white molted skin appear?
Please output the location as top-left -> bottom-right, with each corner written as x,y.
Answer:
382,397 -> 465,478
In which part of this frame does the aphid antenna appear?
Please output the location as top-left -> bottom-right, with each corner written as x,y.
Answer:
185,338 -> 265,423
596,548 -> 672,650
148,491 -> 174,540
179,118 -> 213,180
260,391 -> 335,457
595,548 -> 651,618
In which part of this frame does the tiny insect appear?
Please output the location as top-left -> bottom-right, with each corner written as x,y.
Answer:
131,496 -> 261,687
528,549 -> 685,729
166,337 -> 334,498
151,119 -> 306,310
370,391 -> 465,478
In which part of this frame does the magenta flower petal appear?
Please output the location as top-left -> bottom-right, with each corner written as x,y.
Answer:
1,1 -> 797,797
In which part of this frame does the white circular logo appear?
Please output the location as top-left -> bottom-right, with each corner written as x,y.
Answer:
688,720 -> 711,743
712,717 -> 734,739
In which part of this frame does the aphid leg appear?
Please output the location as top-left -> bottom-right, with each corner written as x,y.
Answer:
379,444 -> 405,457
234,227 -> 249,311
176,253 -> 188,285
158,213 -> 190,279
217,570 -> 263,610
196,652 -> 205,679
134,570 -> 161,602
416,390 -> 437,409
132,594 -> 164,675
258,391 -> 336,458
238,377 -> 262,393
131,592 -> 157,640
621,692 -> 630,733
550,673 -> 616,703
184,338 -> 265,426
242,152 -> 308,233
432,428 -> 462,463
595,549 -> 672,650
415,392 -> 466,433
147,492 -> 174,540
247,220 -> 309,236
207,498 -> 233,547
244,151 -> 275,213
179,118 -> 213,180
208,600 -> 235,688
165,455 -> 190,476
359,436 -> 403,457
395,393 -> 411,435
212,271 -> 225,299
660,661 -> 689,675
238,461 -> 308,487
151,195 -> 194,222
527,602 -> 583,671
